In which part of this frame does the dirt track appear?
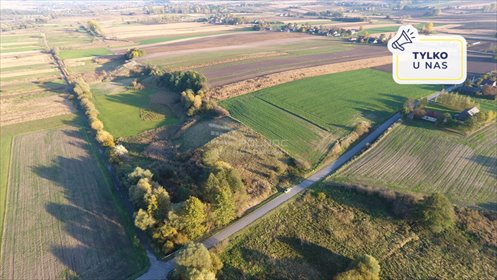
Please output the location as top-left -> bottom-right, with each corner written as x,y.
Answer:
206,55 -> 391,100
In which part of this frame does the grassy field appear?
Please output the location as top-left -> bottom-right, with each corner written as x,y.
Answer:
59,47 -> 112,59
218,181 -> 497,279
0,125 -> 148,279
333,122 -> 497,209
92,80 -> 179,137
221,69 -> 439,165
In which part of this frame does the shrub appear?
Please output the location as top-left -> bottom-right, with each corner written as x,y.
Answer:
420,193 -> 455,233
317,192 -> 327,201
295,158 -> 311,171
335,254 -> 380,280
125,48 -> 145,60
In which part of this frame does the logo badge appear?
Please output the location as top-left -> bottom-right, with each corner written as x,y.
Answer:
388,25 -> 467,84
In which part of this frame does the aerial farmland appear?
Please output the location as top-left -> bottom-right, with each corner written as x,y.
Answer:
0,0 -> 496,280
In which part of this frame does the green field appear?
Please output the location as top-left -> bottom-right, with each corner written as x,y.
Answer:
219,181 -> 497,279
333,122 -> 497,209
92,80 -> 179,137
221,69 -> 439,165
59,47 -> 112,59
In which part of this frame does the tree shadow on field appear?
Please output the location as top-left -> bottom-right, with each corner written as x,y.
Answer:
95,55 -> 125,73
277,236 -> 350,276
477,202 -> 497,211
468,155 -> 497,179
32,153 -> 137,279
219,237 -> 349,280
37,80 -> 68,93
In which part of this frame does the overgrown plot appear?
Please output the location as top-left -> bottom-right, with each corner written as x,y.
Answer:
221,94 -> 332,164
0,127 -> 146,279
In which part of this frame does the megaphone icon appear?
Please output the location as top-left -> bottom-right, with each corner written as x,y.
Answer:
391,29 -> 416,51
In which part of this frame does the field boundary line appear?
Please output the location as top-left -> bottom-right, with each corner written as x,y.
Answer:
256,97 -> 330,132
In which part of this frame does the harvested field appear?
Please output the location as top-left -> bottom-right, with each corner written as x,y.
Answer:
0,92 -> 74,126
0,53 -> 51,68
0,114 -> 76,251
0,67 -> 57,79
199,44 -> 387,87
135,32 -> 310,57
0,126 -> 147,279
333,123 -> 497,209
0,39 -> 74,125
209,55 -> 391,99
221,69 -> 438,165
219,182 -> 497,279
137,32 -> 391,87
104,22 -> 244,40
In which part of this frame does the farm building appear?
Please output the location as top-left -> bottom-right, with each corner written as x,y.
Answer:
480,79 -> 497,87
455,106 -> 480,121
421,110 -> 439,122
367,37 -> 378,44
422,116 -> 437,122
459,86 -> 481,95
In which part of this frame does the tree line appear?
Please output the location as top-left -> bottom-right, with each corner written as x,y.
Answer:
72,78 -> 116,148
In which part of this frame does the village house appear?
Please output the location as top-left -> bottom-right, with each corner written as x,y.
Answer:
455,106 -> 480,121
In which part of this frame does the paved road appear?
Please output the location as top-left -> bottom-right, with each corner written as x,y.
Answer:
138,86 -> 457,279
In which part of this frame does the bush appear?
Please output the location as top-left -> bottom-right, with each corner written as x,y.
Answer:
420,193 -> 455,233
335,254 -> 380,280
125,48 -> 145,60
